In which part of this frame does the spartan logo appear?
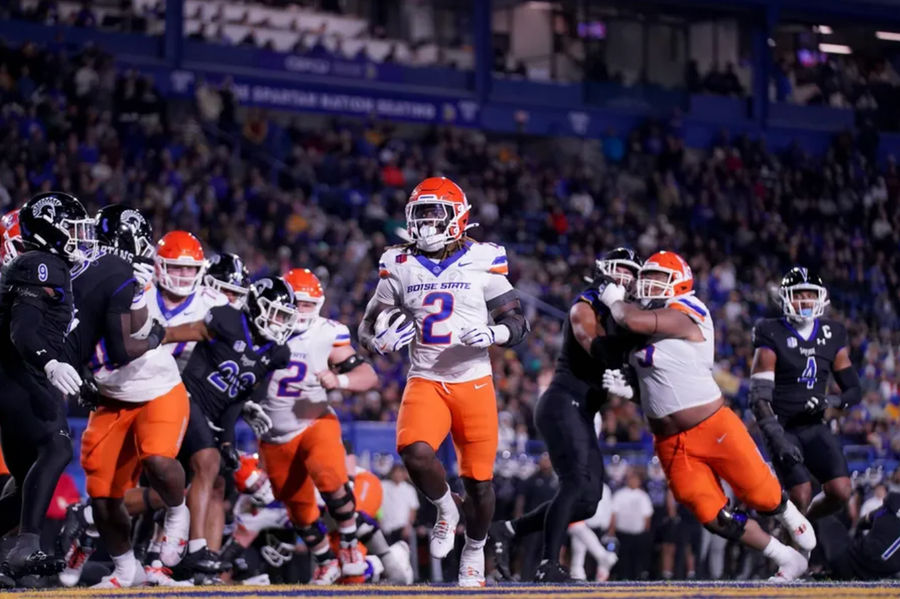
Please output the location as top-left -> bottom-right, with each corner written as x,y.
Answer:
31,196 -> 61,221
120,209 -> 145,232
256,278 -> 274,291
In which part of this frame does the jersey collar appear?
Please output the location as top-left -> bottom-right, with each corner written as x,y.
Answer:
413,242 -> 471,277
156,288 -> 196,321
781,317 -> 819,343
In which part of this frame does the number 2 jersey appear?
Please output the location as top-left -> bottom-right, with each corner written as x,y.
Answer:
629,294 -> 721,419
147,284 -> 229,371
181,305 -> 290,426
373,241 -> 513,383
752,317 -> 848,425
262,317 -> 352,444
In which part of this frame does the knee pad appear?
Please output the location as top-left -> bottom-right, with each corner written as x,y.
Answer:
713,507 -> 749,541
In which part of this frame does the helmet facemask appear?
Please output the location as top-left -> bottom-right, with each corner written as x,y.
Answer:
405,199 -> 469,253
205,276 -> 250,308
62,216 -> 98,265
780,284 -> 828,322
597,259 -> 641,298
253,295 -> 299,345
637,267 -> 680,300
293,296 -> 324,333
157,258 -> 205,296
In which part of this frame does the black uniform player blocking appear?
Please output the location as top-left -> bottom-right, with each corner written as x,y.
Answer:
751,317 -> 851,489
178,305 -> 290,464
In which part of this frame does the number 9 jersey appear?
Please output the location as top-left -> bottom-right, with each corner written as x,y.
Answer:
373,241 -> 513,383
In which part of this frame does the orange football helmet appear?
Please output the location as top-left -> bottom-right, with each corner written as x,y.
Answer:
0,209 -> 22,265
637,251 -> 694,299
283,268 -> 324,333
155,231 -> 206,296
405,177 -> 471,252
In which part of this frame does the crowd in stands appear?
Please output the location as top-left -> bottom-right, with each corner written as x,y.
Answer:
1,38 -> 900,579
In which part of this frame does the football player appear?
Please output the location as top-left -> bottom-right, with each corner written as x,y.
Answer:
358,177 -> 529,586
0,192 -> 89,576
258,268 -> 378,584
599,251 -> 814,581
148,231 -> 229,371
489,248 -> 642,582
0,209 -> 23,265
750,268 -> 860,521
70,206 -> 189,588
204,253 -> 251,308
161,277 -> 293,578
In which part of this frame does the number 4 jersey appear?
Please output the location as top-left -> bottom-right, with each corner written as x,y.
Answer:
181,305 -> 291,424
262,317 -> 352,444
373,241 -> 513,383
751,317 -> 848,423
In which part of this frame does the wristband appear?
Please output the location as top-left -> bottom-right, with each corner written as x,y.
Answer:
337,374 -> 350,389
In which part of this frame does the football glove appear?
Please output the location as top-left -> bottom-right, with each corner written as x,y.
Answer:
78,373 -> 101,411
133,259 -> 154,289
220,442 -> 241,472
373,308 -> 415,355
242,401 -> 273,437
44,359 -> 83,396
597,281 -> 627,307
804,395 -> 842,413
459,325 -> 502,348
602,368 -> 634,400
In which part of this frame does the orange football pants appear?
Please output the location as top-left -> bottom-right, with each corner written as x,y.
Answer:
259,413 -> 348,527
397,375 -> 498,481
654,406 -> 783,524
81,383 -> 189,498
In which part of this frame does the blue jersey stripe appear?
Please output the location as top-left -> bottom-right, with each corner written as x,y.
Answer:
677,297 -> 707,317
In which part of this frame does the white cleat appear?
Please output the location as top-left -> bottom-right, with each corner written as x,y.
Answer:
597,553 -> 618,582
145,563 -> 193,587
160,502 -> 190,567
59,536 -> 96,587
768,546 -> 808,582
381,541 -> 414,584
570,567 -> 587,581
778,501 -> 817,552
311,558 -> 342,585
457,547 -> 485,587
92,563 -> 148,589
429,503 -> 459,559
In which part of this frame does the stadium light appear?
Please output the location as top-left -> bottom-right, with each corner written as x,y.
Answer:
813,25 -> 833,35
818,43 -> 851,54
876,31 -> 900,42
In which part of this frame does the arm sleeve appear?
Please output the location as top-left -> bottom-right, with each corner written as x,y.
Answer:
10,289 -> 57,369
218,401 -> 245,446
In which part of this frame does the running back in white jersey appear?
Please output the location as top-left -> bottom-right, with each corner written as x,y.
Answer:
373,241 -> 513,383
147,284 -> 229,371
629,294 -> 721,419
263,317 -> 352,443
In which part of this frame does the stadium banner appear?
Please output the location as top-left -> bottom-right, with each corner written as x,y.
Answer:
160,67 -> 481,127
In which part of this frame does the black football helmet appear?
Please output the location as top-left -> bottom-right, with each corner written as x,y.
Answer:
95,205 -> 154,261
779,267 -> 829,322
19,191 -> 96,264
595,247 -> 642,295
205,253 -> 251,307
246,277 -> 298,345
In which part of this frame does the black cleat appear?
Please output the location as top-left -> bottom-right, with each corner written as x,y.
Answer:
179,547 -> 230,575
0,563 -> 14,589
488,521 -> 515,580
57,502 -> 89,557
533,560 -> 573,583
5,550 -> 65,577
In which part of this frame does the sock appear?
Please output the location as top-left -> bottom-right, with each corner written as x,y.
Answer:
312,544 -> 336,563
464,535 -> 486,552
112,549 -> 137,580
338,521 -> 358,547
82,505 -> 94,526
762,536 -> 792,563
188,538 -> 207,553
164,500 -> 189,534
429,486 -> 455,515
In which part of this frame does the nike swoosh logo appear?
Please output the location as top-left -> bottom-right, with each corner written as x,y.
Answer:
474,383 -> 489,390
458,262 -> 472,267
716,434 -> 727,444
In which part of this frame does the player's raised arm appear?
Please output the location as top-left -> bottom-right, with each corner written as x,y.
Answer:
599,284 -> 702,341
162,319 -> 212,345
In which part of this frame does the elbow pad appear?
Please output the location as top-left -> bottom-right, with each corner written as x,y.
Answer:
333,354 -> 366,374
834,367 -> 862,408
488,291 -> 529,347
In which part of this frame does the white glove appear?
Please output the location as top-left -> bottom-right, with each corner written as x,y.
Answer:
242,401 -> 273,437
133,261 -> 154,289
602,369 -> 634,400
43,359 -> 83,396
459,325 -> 504,348
598,282 -> 626,307
373,309 -> 415,355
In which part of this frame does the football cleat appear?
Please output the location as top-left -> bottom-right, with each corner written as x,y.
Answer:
311,558 -> 341,585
